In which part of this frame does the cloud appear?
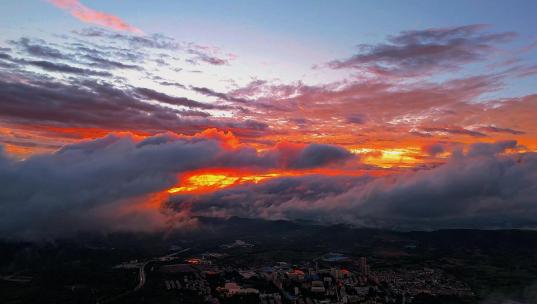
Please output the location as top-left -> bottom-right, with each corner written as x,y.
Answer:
227,75 -> 507,144
81,53 -> 142,70
0,74 -> 271,146
134,87 -> 226,110
13,38 -> 65,59
214,74 -> 537,156
186,51 -> 229,66
346,114 -> 367,124
420,126 -> 487,137
48,0 -> 142,34
2,41 -> 118,76
272,142 -> 355,169
167,141 -> 537,230
190,86 -> 249,104
478,126 -> 526,135
0,77 -> 179,131
2,36 -> 536,156
422,143 -> 446,156
23,59 -> 112,76
1,25 -> 536,173
467,140 -> 518,157
328,24 -> 516,77
73,28 -> 233,66
74,28 -> 177,49
0,130 -> 356,238
7,37 -> 143,72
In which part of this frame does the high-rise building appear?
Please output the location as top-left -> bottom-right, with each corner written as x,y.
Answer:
358,257 -> 369,275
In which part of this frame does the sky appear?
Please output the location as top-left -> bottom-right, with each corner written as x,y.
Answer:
1,0 -> 537,239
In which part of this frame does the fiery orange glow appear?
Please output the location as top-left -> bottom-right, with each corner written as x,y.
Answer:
195,128 -> 241,149
42,126 -> 155,141
168,169 -> 282,194
351,147 -> 426,168
167,166 -> 394,195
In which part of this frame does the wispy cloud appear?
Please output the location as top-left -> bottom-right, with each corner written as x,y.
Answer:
48,0 -> 142,34
327,24 -> 516,77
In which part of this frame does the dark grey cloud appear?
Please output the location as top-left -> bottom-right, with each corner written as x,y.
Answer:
167,141 -> 537,230
0,59 -> 17,69
236,119 -> 269,131
0,133 -> 246,238
289,118 -> 310,128
0,73 -> 268,139
166,174 -> 366,218
346,114 -> 367,124
24,59 -> 113,76
0,137 -> 61,150
467,140 -> 518,157
190,86 -> 249,104
0,77 -> 175,130
186,50 -> 229,66
0,51 -> 12,60
13,37 -> 65,59
421,126 -> 487,137
328,24 -> 516,77
0,31 -> 251,153
134,87 -> 224,110
81,53 -> 142,70
7,37 -> 142,73
285,143 -> 354,169
159,81 -> 186,89
422,143 -> 446,156
0,44 -> 112,76
479,126 -> 525,135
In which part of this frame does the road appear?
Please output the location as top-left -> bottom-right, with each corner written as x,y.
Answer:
134,247 -> 190,291
98,247 -> 190,303
133,261 -> 149,291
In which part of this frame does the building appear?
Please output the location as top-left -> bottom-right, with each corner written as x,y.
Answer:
311,280 -> 326,293
358,257 -> 369,276
218,282 -> 259,296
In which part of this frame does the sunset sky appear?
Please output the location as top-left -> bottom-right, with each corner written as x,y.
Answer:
1,1 -> 537,238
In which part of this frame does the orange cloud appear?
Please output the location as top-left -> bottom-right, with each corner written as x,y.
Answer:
166,165 -> 392,196
48,0 -> 142,34
195,128 -> 241,150
168,168 -> 283,194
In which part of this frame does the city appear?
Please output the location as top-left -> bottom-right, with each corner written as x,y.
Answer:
4,217 -> 533,303
113,245 -> 475,304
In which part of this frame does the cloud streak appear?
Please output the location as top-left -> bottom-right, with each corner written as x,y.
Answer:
48,0 -> 142,34
328,24 -> 516,77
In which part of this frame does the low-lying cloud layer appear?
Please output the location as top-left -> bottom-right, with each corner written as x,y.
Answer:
167,141 -> 537,230
1,133 -> 535,239
0,131 -> 353,239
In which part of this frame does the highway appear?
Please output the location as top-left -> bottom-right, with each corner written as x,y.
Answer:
98,247 -> 190,303
134,247 -> 190,291
133,261 -> 149,291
